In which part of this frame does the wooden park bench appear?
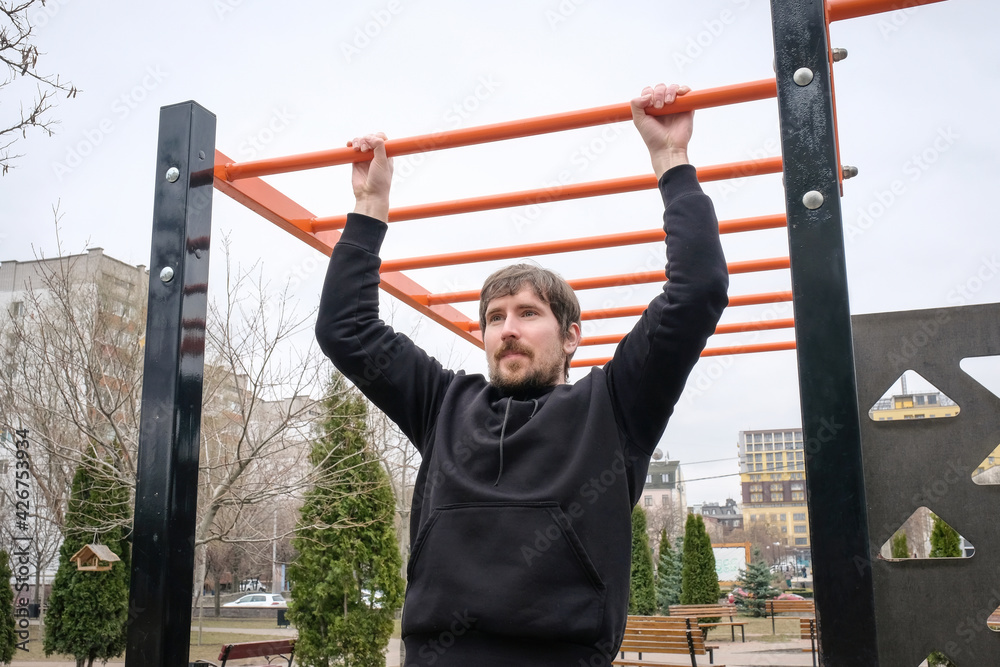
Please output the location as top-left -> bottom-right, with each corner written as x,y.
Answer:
800,617 -> 818,667
668,604 -> 747,642
193,638 -> 296,667
764,599 -> 815,634
615,615 -> 724,666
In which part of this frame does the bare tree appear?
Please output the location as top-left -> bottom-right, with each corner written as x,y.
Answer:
644,500 -> 687,555
0,0 -> 79,174
0,231 -> 368,632
0,233 -> 144,611
368,409 -> 419,568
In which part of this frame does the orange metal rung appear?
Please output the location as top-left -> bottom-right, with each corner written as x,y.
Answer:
402,258 -> 787,309
826,0 -> 946,22
455,290 -> 795,332
380,214 -> 786,274
580,318 -> 795,347
571,339 -> 796,367
313,157 -> 783,231
218,79 -> 778,182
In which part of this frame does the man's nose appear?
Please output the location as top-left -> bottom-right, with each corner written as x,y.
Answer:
500,316 -> 519,340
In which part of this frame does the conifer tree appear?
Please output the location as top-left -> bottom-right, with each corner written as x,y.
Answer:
1,550 -> 16,665
655,529 -> 682,613
929,514 -> 961,558
927,515 -> 960,667
628,506 -> 656,615
43,458 -> 131,667
680,514 -> 721,619
890,532 -> 910,559
288,374 -> 404,667
734,547 -> 776,617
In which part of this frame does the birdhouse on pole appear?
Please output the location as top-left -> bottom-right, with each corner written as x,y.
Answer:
70,544 -> 121,571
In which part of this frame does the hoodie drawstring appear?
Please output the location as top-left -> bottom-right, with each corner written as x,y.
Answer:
494,398 -> 539,486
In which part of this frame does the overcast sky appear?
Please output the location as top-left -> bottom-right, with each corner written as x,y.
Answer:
1,0 -> 997,504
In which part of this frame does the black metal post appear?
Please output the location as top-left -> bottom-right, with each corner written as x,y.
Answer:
126,101 -> 216,667
768,0 -> 878,664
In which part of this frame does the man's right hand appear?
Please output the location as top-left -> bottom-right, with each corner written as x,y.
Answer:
631,84 -> 693,179
349,132 -> 393,222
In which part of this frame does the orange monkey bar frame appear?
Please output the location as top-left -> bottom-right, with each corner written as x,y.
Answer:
210,0 -> 946,363
213,83 -> 792,357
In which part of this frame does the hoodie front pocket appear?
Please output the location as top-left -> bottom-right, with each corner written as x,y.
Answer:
402,502 -> 606,645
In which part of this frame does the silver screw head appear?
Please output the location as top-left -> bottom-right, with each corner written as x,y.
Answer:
159,266 -> 175,283
165,167 -> 180,183
793,68 -> 814,86
842,165 -> 859,180
832,47 -> 848,62
803,190 -> 825,210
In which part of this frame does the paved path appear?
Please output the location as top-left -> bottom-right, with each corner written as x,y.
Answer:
710,640 -> 817,666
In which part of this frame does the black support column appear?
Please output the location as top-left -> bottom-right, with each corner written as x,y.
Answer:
126,101 -> 216,667
768,1 -> 878,664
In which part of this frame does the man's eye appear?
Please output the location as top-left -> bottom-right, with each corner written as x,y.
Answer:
488,314 -> 503,323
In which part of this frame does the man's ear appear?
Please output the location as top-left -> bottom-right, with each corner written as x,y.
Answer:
563,322 -> 582,356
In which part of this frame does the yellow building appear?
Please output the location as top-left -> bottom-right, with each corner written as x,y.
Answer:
867,390 -> 960,421
738,428 -> 810,550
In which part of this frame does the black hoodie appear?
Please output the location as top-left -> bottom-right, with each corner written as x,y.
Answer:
316,164 -> 729,666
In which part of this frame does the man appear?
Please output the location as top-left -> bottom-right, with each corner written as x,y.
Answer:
316,83 -> 729,666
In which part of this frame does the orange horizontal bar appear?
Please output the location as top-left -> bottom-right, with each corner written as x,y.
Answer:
218,79 -> 778,182
576,290 -> 794,323
728,290 -> 794,309
455,290 -> 795,332
433,282 -> 793,315
380,214 -> 786,273
572,340 -> 796,367
580,318 -> 795,347
700,340 -> 797,357
313,157 -> 783,231
401,257 -> 786,307
826,0 -> 946,22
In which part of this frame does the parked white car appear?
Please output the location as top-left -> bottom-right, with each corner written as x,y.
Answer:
223,593 -> 287,608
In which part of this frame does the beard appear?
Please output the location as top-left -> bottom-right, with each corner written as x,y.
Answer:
488,340 -> 564,394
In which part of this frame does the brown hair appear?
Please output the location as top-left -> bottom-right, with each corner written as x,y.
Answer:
479,264 -> 581,375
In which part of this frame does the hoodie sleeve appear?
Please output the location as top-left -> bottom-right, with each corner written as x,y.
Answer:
605,164 -> 729,456
315,213 -> 455,451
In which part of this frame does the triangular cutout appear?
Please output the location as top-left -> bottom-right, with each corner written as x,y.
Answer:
868,371 -> 960,422
960,355 -> 1000,400
918,650 -> 959,666
878,507 -> 974,560
972,444 -> 1000,485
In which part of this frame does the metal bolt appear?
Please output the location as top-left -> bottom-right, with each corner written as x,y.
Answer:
832,47 -> 848,62
793,68 -> 814,86
159,267 -> 175,283
842,165 -> 859,180
165,167 -> 180,183
803,191 -> 825,210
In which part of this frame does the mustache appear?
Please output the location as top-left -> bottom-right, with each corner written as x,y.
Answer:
494,340 -> 533,363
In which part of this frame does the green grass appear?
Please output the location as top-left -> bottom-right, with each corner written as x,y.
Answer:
10,624 -> 289,662
190,616 -> 291,630
703,615 -> 807,644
